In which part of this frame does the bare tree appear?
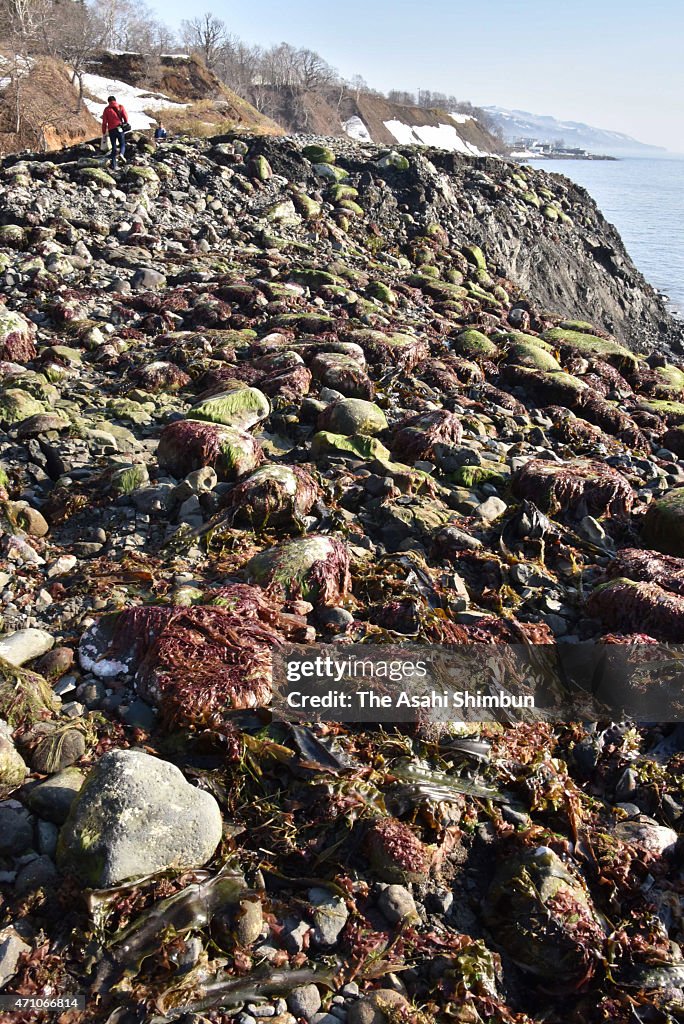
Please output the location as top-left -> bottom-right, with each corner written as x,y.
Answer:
181,12 -> 229,70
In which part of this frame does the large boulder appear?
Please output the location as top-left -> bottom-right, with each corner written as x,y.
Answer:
157,420 -> 263,480
390,410 -> 462,463
57,749 -> 223,886
246,535 -> 351,605
317,398 -> 388,436
512,458 -> 633,517
587,577 -> 684,641
224,464 -> 320,528
188,386 -> 270,430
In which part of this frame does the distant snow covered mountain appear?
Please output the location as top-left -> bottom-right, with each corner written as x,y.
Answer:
486,106 -> 666,157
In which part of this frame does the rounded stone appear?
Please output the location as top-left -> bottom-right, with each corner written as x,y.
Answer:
57,749 -> 223,886
348,990 -> 410,1024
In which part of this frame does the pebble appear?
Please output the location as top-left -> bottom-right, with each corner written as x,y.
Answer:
0,627 -> 54,666
377,885 -> 419,925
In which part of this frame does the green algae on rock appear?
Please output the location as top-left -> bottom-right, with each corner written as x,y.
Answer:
310,430 -> 390,462
246,534 -> 351,605
0,656 -> 59,731
452,328 -> 498,360
542,327 -> 639,374
188,386 -> 271,431
317,398 -> 388,436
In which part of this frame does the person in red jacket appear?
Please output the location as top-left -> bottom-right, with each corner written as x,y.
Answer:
102,96 -> 128,170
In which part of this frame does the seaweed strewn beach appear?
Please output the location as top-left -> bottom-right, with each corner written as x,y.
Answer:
0,133 -> 682,1023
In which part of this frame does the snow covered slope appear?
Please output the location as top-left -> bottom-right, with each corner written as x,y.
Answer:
82,72 -> 186,131
340,97 -> 504,156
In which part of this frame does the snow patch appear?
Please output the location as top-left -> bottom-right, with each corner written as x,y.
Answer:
342,116 -> 372,143
81,71 -> 187,130
449,112 -> 476,124
383,119 -> 488,156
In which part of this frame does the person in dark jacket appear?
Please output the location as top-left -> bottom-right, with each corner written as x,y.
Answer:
154,121 -> 167,144
102,96 -> 128,170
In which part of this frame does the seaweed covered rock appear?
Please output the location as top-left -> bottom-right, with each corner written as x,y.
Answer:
542,327 -> 639,374
390,410 -> 462,463
346,329 -> 429,371
0,307 -> 37,363
317,398 -> 387,436
452,328 -> 498,361
511,458 -> 633,517
642,488 -> 684,556
246,534 -> 351,605
57,749 -> 222,886
0,656 -> 59,730
157,420 -> 263,480
79,588 -> 309,726
310,352 -> 374,399
224,464 -> 320,528
608,548 -> 684,596
587,577 -> 684,641
188,386 -> 270,430
135,605 -> 280,724
484,847 -> 605,988
364,817 -> 430,884
134,360 -> 190,393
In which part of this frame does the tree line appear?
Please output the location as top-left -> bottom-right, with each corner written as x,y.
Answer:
0,0 -> 502,138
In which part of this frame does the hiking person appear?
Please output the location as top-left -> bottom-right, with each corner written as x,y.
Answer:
154,121 -> 167,144
102,95 -> 128,170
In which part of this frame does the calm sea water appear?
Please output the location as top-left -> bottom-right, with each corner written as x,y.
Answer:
532,157 -> 684,317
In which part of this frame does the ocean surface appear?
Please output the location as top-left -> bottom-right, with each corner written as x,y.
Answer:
531,156 -> 684,317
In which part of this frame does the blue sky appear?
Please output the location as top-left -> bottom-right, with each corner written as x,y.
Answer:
150,0 -> 684,152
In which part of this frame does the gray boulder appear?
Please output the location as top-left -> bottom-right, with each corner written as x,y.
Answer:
57,749 -> 223,886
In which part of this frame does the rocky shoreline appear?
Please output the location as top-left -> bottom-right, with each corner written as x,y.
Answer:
0,132 -> 683,1023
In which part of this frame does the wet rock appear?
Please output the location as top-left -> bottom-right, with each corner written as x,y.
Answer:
20,720 -> 87,773
15,853 -> 59,896
57,749 -> 223,886
0,803 -> 33,856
